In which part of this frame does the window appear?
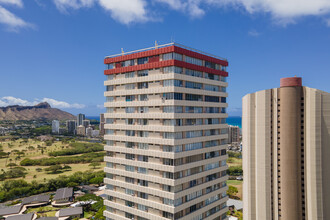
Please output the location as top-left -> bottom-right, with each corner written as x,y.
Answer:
137,70 -> 148,77
125,107 -> 135,113
125,212 -> 134,219
163,93 -> 183,100
106,129 -> 114,135
186,94 -> 202,101
163,198 -> 174,206
186,130 -> 203,138
138,143 -> 149,149
125,130 -> 135,136
125,83 -> 135,90
126,154 -> 135,160
125,71 -> 135,78
138,155 -> 148,162
205,140 -> 219,148
125,201 -> 135,207
205,96 -> 219,102
106,96 -> 114,102
125,142 -> 135,148
138,106 -> 149,113
106,107 -> 114,113
205,73 -> 220,81
138,119 -> 148,125
126,118 -> 135,125
163,66 -> 183,74
137,131 -> 149,137
185,56 -> 203,66
205,61 -> 219,70
106,85 -> 114,91
138,204 -> 148,212
205,162 -> 219,171
122,59 -> 134,67
126,95 -> 135,102
163,132 -> 183,139
106,63 -> 114,70
162,52 -> 183,61
107,74 -> 114,80
137,167 -> 147,174
185,106 -> 203,113
204,84 -> 219,91
138,57 -> 148,64
186,69 -> 202,78
205,107 -> 219,113
185,81 -> 202,89
125,165 -> 135,172
185,119 -> 203,125
185,142 -> 202,151
163,106 -> 183,113
163,79 -> 183,87
164,119 -> 183,126
139,94 -> 148,101
138,82 -> 148,89
205,118 -> 219,125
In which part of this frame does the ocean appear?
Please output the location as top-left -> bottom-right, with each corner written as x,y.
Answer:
87,116 -> 242,128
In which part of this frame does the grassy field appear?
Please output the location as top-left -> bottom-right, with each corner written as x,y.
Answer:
0,138 -> 105,183
227,180 -> 243,199
227,156 -> 243,200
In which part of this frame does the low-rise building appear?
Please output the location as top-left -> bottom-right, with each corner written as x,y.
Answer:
53,187 -> 74,205
0,205 -> 23,218
6,213 -> 36,220
21,195 -> 50,207
57,207 -> 83,219
91,130 -> 99,138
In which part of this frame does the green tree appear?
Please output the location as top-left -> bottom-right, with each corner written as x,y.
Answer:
227,185 -> 238,199
45,165 -> 63,174
6,163 -> 17,168
89,162 -> 101,169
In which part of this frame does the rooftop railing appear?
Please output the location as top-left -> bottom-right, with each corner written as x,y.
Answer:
105,42 -> 227,61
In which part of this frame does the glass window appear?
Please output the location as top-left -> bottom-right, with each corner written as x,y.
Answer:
138,82 -> 148,89
125,165 -> 135,172
106,107 -> 114,113
106,63 -> 114,70
185,94 -> 202,101
137,70 -> 148,77
163,93 -> 183,100
138,57 -> 148,64
125,71 -> 135,78
185,81 -> 202,89
163,66 -> 183,74
138,106 -> 149,113
163,132 -> 183,139
163,53 -> 183,61
205,84 -> 219,91
125,83 -> 135,90
122,59 -> 134,67
125,130 -> 135,136
205,73 -> 220,81
185,56 -> 203,66
185,106 -> 203,113
186,69 -> 202,78
163,106 -> 183,113
205,96 -> 219,102
125,107 -> 135,113
126,95 -> 135,102
185,142 -> 202,151
185,130 -> 203,138
163,79 -> 183,87
106,85 -> 114,91
205,107 -> 219,113
106,96 -> 114,102
139,94 -> 148,101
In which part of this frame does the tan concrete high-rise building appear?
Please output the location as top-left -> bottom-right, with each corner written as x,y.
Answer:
242,77 -> 330,220
103,43 -> 229,220
228,126 -> 240,144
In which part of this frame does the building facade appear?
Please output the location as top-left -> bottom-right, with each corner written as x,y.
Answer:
77,113 -> 85,126
76,125 -> 85,136
103,43 -> 229,220
83,119 -> 90,128
52,120 -> 60,134
66,120 -> 76,134
242,77 -> 330,220
100,113 -> 105,137
228,126 -> 240,144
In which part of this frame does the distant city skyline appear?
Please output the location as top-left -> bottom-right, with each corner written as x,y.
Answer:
1,1 -> 330,116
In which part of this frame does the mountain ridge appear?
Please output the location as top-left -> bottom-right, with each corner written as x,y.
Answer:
0,102 -> 75,120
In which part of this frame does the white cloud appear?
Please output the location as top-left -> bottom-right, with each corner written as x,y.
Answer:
96,104 -> 105,109
41,98 -> 86,109
0,6 -> 33,31
156,0 -> 204,18
53,0 -> 95,12
0,0 -> 23,8
248,29 -> 260,36
0,96 -> 85,109
98,0 -> 148,24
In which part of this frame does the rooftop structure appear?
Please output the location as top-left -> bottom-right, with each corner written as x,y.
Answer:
0,205 -> 23,217
21,194 -> 50,205
6,213 -> 35,220
58,207 -> 83,217
53,187 -> 73,201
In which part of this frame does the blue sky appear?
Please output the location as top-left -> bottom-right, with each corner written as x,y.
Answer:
1,0 -> 330,116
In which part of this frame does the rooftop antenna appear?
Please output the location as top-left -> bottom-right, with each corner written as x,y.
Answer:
121,48 -> 124,55
171,36 -> 175,43
155,40 -> 158,49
